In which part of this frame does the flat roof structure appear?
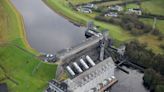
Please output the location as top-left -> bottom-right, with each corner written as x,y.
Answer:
46,29 -> 117,92
64,57 -> 116,92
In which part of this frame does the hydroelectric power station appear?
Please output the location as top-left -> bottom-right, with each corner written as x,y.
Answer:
44,22 -> 126,92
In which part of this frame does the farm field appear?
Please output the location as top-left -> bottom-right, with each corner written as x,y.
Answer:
141,0 -> 164,15
70,0 -> 95,5
140,18 -> 164,34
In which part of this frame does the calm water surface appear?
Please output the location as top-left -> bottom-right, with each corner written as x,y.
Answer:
11,0 -> 86,54
111,66 -> 149,92
11,0 -> 148,92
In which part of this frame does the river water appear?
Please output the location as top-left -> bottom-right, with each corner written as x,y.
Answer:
11,0 -> 148,92
11,0 -> 86,54
111,66 -> 149,92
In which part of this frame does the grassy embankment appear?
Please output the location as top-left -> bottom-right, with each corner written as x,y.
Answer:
45,0 -> 163,54
70,0 -> 95,5
44,0 -> 133,43
0,0 -> 57,92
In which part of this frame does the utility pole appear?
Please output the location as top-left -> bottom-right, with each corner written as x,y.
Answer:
152,17 -> 157,32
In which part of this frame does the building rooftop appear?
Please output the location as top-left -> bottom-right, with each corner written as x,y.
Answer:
64,57 -> 116,92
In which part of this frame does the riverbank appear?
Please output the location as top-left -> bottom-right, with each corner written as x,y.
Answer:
44,0 -> 133,43
4,0 -> 38,54
7,0 -> 37,54
0,0 -> 57,92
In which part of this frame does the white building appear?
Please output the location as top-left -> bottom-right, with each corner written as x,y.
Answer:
104,12 -> 118,17
83,4 -> 97,9
128,8 -> 142,15
77,7 -> 92,13
108,5 -> 123,12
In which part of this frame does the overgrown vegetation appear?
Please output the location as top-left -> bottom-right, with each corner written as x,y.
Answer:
95,14 -> 162,36
125,41 -> 164,92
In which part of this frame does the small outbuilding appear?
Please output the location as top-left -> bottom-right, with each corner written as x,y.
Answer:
128,8 -> 142,15
76,3 -> 97,13
108,5 -> 123,12
77,7 -> 92,13
83,4 -> 97,9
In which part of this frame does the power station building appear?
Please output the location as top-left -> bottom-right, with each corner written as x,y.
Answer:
45,25 -> 117,92
64,57 -> 116,92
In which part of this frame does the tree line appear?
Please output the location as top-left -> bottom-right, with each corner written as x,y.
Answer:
125,40 -> 164,92
95,14 -> 163,37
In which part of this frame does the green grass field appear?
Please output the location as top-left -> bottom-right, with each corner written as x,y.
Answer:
140,18 -> 164,34
139,0 -> 164,53
126,3 -> 140,9
141,0 -> 164,15
96,0 -> 123,7
139,18 -> 164,53
139,0 -> 164,34
70,0 -> 94,5
138,35 -> 164,54
0,0 -> 57,92
0,45 -> 57,92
